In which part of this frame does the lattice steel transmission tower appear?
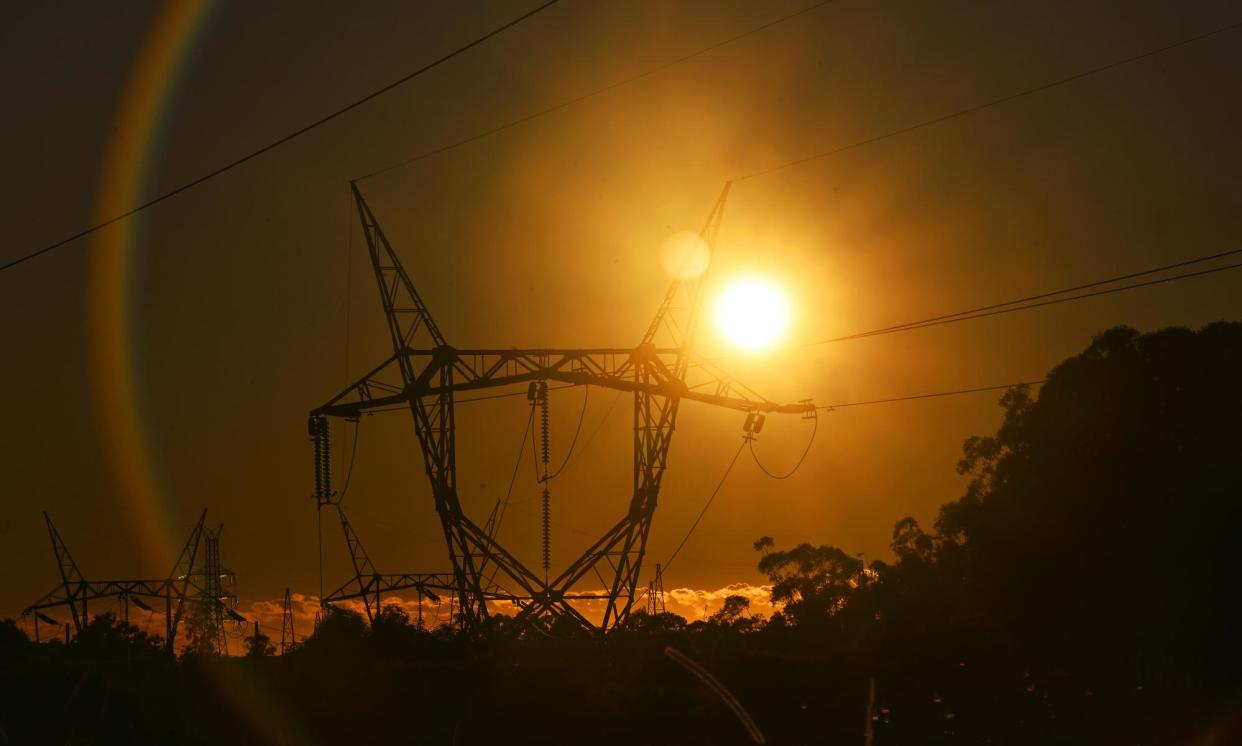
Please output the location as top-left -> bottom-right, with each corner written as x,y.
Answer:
316,502 -> 455,624
196,524 -> 241,655
309,182 -> 813,632
22,510 -> 244,652
646,563 -> 667,616
280,587 -> 297,653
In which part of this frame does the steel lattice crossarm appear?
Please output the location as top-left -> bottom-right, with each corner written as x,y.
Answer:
323,571 -> 458,605
21,510 -> 211,649
320,505 -> 464,622
311,346 -> 814,420
24,578 -> 184,611
322,572 -> 461,626
24,577 -> 191,646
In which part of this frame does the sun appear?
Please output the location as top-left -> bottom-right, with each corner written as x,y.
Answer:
713,277 -> 792,351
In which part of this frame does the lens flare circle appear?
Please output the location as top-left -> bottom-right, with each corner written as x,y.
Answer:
714,277 -> 791,351
660,231 -> 711,280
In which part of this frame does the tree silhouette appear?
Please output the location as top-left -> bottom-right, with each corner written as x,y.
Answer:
755,539 -> 865,626
180,600 -> 223,658
705,594 -> 762,633
243,624 -> 276,657
937,324 -> 1242,684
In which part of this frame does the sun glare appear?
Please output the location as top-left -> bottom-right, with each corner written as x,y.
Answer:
714,277 -> 791,351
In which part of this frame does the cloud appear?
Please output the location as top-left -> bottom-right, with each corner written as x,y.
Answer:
235,583 -> 779,633
242,592 -> 463,639
242,592 -> 324,642
663,583 -> 776,620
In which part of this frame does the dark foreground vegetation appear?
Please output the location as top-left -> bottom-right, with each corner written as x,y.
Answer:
3,324 -> 1242,745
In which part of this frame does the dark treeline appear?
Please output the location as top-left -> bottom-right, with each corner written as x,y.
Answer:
3,323 -> 1241,745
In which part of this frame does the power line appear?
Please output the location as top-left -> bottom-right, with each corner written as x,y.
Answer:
0,1 -> 562,274
821,380 -> 1046,410
733,18 -> 1242,182
633,439 -> 748,606
688,249 -> 1242,371
335,419 -> 362,504
355,0 -> 837,181
658,439 -> 748,580
813,258 -> 1242,346
826,248 -> 1242,343
11,6 -> 1240,280
482,406 -> 536,590
461,384 -> 574,405
544,384 -> 589,481
360,8 -> 1242,187
363,382 -> 577,413
749,414 -> 818,479
9,8 -> 1236,280
632,376 -> 1048,594
491,407 -> 533,540
566,388 -> 624,467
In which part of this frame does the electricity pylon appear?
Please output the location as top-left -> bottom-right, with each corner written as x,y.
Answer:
197,523 -> 243,655
309,182 -> 813,632
319,504 -> 455,624
22,510 -> 242,652
280,587 -> 297,653
647,563 -> 667,616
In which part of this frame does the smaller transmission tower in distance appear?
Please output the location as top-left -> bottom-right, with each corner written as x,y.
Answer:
647,563 -> 667,616
203,525 -> 228,655
23,511 -> 210,651
196,524 -> 242,655
280,587 -> 296,654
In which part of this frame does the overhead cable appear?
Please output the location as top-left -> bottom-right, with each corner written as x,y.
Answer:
822,380 -> 1047,409
825,248 -> 1242,343
355,0 -> 837,181
364,383 -> 576,414
482,406 -> 536,590
749,414 -> 818,479
0,1 -> 562,273
335,419 -> 362,504
812,258 -> 1242,346
689,248 -> 1242,371
8,13 -> 1237,276
733,19 -> 1242,182
543,385 -> 589,481
485,405 -> 535,542
657,439 -> 748,579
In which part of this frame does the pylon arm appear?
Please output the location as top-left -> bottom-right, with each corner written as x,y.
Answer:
23,578 -> 180,614
323,573 -> 612,605
313,346 -> 813,419
323,572 -> 460,605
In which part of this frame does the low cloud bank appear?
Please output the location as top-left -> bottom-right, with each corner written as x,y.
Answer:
238,582 -> 777,636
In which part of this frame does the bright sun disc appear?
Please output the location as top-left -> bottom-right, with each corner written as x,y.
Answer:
714,277 -> 791,351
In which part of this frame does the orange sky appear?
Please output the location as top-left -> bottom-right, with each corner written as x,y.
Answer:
2,1 -> 1241,622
